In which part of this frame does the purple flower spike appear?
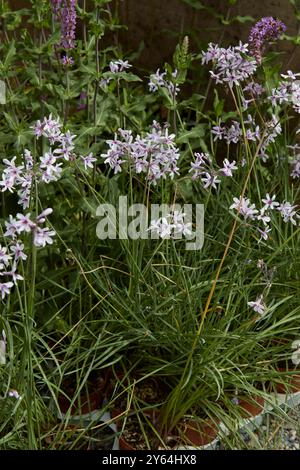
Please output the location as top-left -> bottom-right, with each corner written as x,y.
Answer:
60,0 -> 77,50
249,17 -> 286,64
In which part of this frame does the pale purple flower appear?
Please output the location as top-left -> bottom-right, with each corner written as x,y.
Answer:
189,152 -> 211,180
269,77 -> 300,114
148,217 -> 172,239
0,245 -> 12,267
220,159 -> 238,177
33,114 -> 62,142
174,221 -> 192,236
261,193 -> 279,211
226,121 -> 243,144
10,242 -> 27,261
201,172 -> 221,190
149,69 -> 166,92
0,175 -> 15,193
230,197 -> 258,220
8,389 -> 21,400
243,81 -> 264,96
0,282 -> 13,300
40,163 -> 63,183
257,210 -> 271,226
80,152 -> 97,170
111,59 -> 132,72
109,61 -> 119,73
53,130 -> 76,160
148,211 -> 192,239
159,218 -> 173,238
34,227 -> 56,247
4,216 -> 18,238
211,124 -> 225,141
40,151 -> 56,168
99,77 -> 112,91
277,201 -> 299,225
258,225 -> 271,241
290,155 -> 300,179
248,295 -> 266,315
149,68 -> 180,96
16,213 -> 36,233
281,70 -> 300,80
1,263 -> 24,284
173,210 -> 185,225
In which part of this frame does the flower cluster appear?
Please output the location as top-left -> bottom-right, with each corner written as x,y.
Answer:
109,60 -> 132,73
99,60 -> 133,90
212,121 -> 243,144
249,17 -> 286,64
202,42 -> 257,87
212,115 -> 282,161
148,211 -> 192,239
0,209 -> 55,300
0,115 -> 78,209
189,152 -> 238,190
0,115 -> 96,302
241,82 -> 265,110
230,193 -> 299,243
149,68 -> 180,97
289,144 -> 300,179
270,71 -> 300,114
101,121 -> 180,184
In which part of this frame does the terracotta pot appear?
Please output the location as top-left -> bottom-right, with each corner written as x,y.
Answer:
114,408 -> 220,449
119,436 -> 136,451
237,395 -> 265,418
179,418 -> 219,447
112,408 -> 160,450
275,367 -> 300,394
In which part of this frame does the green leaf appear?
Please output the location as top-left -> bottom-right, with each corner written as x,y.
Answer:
117,72 -> 142,83
177,124 -> 206,143
2,40 -> 16,71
